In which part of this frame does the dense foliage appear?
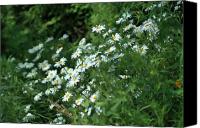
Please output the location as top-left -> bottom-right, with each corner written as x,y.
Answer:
0,1 -> 183,127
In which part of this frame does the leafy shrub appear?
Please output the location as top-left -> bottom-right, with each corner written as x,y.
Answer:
1,4 -> 91,59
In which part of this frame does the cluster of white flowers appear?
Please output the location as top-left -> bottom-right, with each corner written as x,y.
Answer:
92,24 -> 106,33
152,13 -> 168,22
52,114 -> 66,124
49,104 -> 55,110
75,98 -> 84,106
103,29 -> 113,38
33,49 -> 43,62
133,19 -> 159,41
95,106 -> 103,115
132,44 -> 149,55
34,92 -> 43,101
52,47 -> 63,61
65,69 -> 81,87
28,43 -> 44,54
38,60 -> 51,71
18,9 -> 166,123
90,92 -> 99,103
23,102 -> 34,122
72,38 -> 95,60
45,87 -> 57,96
105,46 -> 116,54
145,1 -> 167,12
80,105 -> 102,117
116,12 -> 131,24
43,70 -> 57,82
123,23 -> 134,32
23,113 -> 35,122
18,62 -> 34,69
62,92 -> 73,102
174,0 -> 182,11
26,68 -> 37,78
24,104 -> 31,113
71,48 -> 82,59
54,57 -> 67,68
112,33 -> 122,41
91,12 -> 159,58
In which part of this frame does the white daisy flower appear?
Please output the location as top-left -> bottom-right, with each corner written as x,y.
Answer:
90,93 -> 98,103
38,60 -> 51,71
80,112 -> 85,118
112,33 -> 121,41
34,92 -> 43,101
62,92 -> 73,102
26,68 -> 37,78
75,98 -> 84,106
52,76 -> 62,85
105,46 -> 116,54
68,75 -> 80,86
123,23 -> 134,32
92,24 -> 106,33
95,106 -> 103,115
71,48 -> 82,59
116,18 -> 124,24
46,70 -> 57,81
23,113 -> 35,122
139,45 -> 149,55
79,38 -> 86,46
56,47 -> 63,54
49,104 -> 55,110
87,107 -> 92,116
52,53 -> 59,61
60,67 -> 68,74
24,105 -> 31,113
59,57 -> 67,65
28,43 -> 44,54
45,88 -> 57,96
